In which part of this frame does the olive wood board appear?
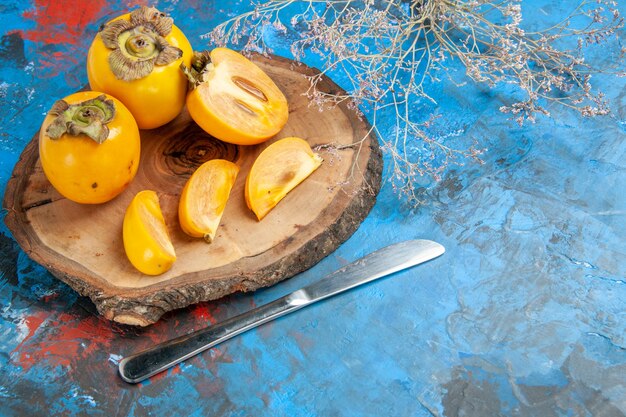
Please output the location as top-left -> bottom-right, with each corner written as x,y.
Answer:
3,54 -> 382,326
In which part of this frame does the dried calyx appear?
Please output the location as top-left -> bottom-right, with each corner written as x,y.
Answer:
99,6 -> 182,81
180,51 -> 212,89
46,95 -> 115,144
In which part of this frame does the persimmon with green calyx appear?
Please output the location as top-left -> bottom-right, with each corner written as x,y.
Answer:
87,6 -> 193,129
39,91 -> 141,204
123,190 -> 176,275
183,48 -> 289,145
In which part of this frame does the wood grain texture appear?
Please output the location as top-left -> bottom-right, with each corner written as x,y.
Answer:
3,54 -> 382,326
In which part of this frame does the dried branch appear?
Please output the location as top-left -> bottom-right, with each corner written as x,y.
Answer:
205,0 -> 625,204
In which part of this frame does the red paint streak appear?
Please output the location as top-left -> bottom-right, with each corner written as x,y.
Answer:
137,319 -> 175,346
195,375 -> 228,398
12,311 -> 48,354
11,299 -> 236,376
129,0 -> 151,7
190,303 -> 219,323
13,313 -> 115,370
41,293 -> 60,303
22,0 -> 108,45
209,347 -> 233,364
14,0 -> 110,81
148,362 -> 182,383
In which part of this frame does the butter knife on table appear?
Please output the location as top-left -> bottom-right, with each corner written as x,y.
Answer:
118,239 -> 445,383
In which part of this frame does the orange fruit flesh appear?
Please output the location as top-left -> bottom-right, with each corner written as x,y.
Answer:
245,137 -> 323,220
178,159 -> 239,242
187,48 -> 289,145
123,190 -> 176,275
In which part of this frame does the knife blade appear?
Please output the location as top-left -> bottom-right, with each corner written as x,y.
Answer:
118,239 -> 445,383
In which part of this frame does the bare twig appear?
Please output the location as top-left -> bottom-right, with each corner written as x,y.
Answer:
205,0 -> 625,204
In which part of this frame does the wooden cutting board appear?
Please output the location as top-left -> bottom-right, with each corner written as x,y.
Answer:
3,55 -> 382,326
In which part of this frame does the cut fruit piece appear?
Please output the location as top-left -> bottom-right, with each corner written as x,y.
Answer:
123,190 -> 176,275
245,137 -> 323,221
184,48 -> 289,145
178,159 -> 239,243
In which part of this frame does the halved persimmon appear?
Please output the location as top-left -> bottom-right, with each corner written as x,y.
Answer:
123,190 -> 176,275
178,159 -> 239,242
245,137 -> 323,220
184,48 -> 289,145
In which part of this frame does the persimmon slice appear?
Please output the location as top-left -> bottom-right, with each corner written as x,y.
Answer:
245,137 -> 323,221
123,190 -> 176,275
185,48 -> 289,145
178,159 -> 239,242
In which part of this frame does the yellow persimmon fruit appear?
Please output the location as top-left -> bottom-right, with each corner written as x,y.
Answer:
39,91 -> 140,204
123,190 -> 176,275
87,6 -> 193,129
183,48 -> 289,145
245,137 -> 323,221
178,159 -> 239,243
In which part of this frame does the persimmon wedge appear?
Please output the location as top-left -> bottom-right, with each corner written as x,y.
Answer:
123,190 -> 176,275
246,137 -> 323,221
178,159 -> 239,243
184,48 -> 289,145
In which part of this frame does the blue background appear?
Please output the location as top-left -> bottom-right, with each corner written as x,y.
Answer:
0,1 -> 624,416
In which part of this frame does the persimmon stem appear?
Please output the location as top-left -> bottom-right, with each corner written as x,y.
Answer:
99,6 -> 182,81
46,95 -> 115,144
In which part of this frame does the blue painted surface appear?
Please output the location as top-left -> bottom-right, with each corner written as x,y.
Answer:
1,1 -> 625,416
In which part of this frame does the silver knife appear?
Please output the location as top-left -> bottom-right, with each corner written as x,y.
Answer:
118,239 -> 445,383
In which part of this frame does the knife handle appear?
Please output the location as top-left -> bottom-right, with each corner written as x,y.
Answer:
119,240 -> 445,383
118,289 -> 311,383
